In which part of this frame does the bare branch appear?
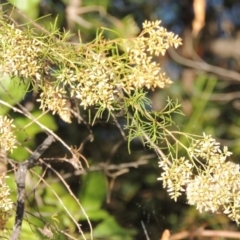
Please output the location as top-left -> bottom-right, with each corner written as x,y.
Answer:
168,48 -> 240,82
10,135 -> 54,240
169,229 -> 240,240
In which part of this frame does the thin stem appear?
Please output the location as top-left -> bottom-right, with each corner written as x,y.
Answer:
10,135 -> 54,240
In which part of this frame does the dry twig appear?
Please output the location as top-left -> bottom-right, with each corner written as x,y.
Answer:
168,48 -> 240,82
10,135 -> 54,240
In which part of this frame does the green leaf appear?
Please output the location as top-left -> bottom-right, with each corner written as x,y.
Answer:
79,171 -> 107,211
83,0 -> 109,9
93,217 -> 136,239
9,0 -> 40,19
82,209 -> 110,221
0,77 -> 27,115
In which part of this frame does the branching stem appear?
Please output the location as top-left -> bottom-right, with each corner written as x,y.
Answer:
10,135 -> 54,240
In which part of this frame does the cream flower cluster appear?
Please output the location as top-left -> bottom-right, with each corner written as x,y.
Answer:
158,133 -> 240,223
0,24 -> 42,81
0,116 -> 16,152
0,19 -> 182,122
0,174 -> 13,231
38,84 -> 72,123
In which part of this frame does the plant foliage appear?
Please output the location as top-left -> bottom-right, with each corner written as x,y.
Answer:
0,9 -> 240,239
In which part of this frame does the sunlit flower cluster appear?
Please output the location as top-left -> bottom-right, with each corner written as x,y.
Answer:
0,23 -> 42,81
189,133 -> 232,164
158,133 -> 240,223
36,20 -> 181,114
125,49 -> 172,89
0,116 -> 17,152
39,20 -> 181,113
186,161 -> 240,223
125,20 -> 181,90
142,20 -> 182,55
0,174 -> 13,231
77,55 -> 116,109
38,84 -> 72,123
0,19 -> 181,121
56,54 -> 118,110
158,157 -> 193,201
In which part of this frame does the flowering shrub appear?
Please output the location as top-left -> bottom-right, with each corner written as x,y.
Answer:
0,14 -> 239,231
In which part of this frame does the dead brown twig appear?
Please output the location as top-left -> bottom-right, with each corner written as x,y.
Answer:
168,47 -> 240,82
160,228 -> 240,240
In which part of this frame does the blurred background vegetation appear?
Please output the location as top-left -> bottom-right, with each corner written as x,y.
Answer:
2,0 -> 240,239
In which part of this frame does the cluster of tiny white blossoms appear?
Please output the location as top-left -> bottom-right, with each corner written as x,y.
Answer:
38,84 -> 72,123
158,157 -> 193,201
158,133 -> 240,223
55,20 -> 181,113
0,116 -> 17,152
58,21 -> 181,111
0,19 -> 182,122
125,20 -> 181,90
44,20 -> 181,116
0,23 -> 42,81
126,53 -> 172,90
56,54 -> 118,110
0,174 -> 13,231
